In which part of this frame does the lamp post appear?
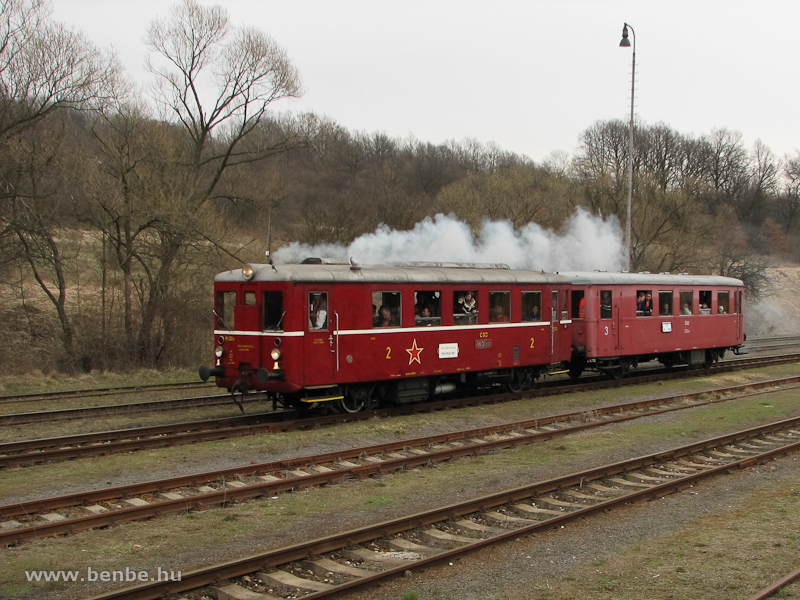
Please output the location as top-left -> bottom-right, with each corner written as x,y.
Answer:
619,22 -> 635,272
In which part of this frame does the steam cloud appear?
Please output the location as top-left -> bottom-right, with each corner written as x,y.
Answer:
274,209 -> 625,273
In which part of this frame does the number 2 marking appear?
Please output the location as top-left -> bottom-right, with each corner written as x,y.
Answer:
386,347 -> 392,359
530,338 -> 535,349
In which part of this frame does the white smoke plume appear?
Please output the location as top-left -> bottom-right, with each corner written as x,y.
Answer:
274,209 -> 625,273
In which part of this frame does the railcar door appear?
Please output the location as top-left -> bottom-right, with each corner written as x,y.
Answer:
232,288 -> 263,371
597,288 -> 620,354
305,290 -> 337,385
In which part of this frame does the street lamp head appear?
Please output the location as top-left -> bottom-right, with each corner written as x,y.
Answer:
619,24 -> 631,47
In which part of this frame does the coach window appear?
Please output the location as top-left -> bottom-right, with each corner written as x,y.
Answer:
571,290 -> 585,319
489,291 -> 511,322
415,291 -> 441,326
699,290 -> 712,314
263,291 -> 284,331
373,291 -> 401,327
523,291 -> 543,321
600,290 -> 612,319
718,291 -> 730,314
454,290 -> 478,325
309,292 -> 328,330
680,291 -> 693,315
659,291 -> 673,316
636,290 -> 653,316
216,291 -> 236,330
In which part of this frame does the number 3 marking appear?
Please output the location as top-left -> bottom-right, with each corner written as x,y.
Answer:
604,326 -> 609,336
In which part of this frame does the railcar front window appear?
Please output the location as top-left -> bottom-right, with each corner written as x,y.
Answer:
263,291 -> 284,330
216,291 -> 235,330
373,291 -> 401,327
489,291 -> 511,322
718,291 -> 730,314
600,290 -> 612,319
659,291 -> 673,316
309,292 -> 328,330
523,291 -> 543,321
415,291 -> 441,326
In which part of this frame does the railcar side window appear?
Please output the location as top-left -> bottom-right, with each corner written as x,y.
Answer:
659,291 -> 673,316
636,290 -> 653,316
373,291 -> 401,327
523,291 -> 543,321
489,291 -> 510,322
699,290 -> 712,314
571,290 -> 585,319
414,291 -> 441,326
600,290 -> 612,319
309,292 -> 328,330
263,291 -> 284,331
454,290 -> 478,325
717,291 -> 730,314
216,291 -> 236,330
680,291 -> 693,315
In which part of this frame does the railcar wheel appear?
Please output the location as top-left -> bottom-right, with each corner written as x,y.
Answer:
339,386 -> 371,413
507,369 -> 534,393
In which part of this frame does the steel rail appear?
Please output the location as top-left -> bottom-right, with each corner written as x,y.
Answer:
3,374 -> 800,545
1,358 -> 799,469
79,416 -> 800,600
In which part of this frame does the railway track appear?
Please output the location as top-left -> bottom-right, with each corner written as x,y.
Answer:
0,380 -> 209,405
1,352 -> 798,469
0,348 -> 792,427
2,373 -> 800,546
72,416 -> 800,600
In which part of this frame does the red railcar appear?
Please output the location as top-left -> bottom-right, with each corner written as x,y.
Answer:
561,272 -> 746,378
199,259 -> 574,412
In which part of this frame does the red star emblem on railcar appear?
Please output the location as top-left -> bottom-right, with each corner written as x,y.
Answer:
406,339 -> 423,365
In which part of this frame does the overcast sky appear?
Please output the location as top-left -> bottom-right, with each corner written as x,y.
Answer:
51,0 -> 800,164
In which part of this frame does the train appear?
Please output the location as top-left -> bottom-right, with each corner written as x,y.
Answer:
198,258 -> 746,412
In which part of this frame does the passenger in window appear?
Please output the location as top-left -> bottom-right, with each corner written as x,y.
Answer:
523,304 -> 541,321
457,291 -> 478,316
661,303 -> 671,316
415,306 -> 433,326
643,292 -> 653,315
579,296 -> 585,318
490,305 -> 509,322
636,292 -> 646,313
681,302 -> 692,315
374,305 -> 393,327
718,305 -> 726,314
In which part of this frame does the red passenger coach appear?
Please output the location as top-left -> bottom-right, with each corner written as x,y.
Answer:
199,259 -> 574,412
561,272 -> 746,378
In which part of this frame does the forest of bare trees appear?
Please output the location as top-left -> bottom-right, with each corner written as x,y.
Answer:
1,0 -> 798,373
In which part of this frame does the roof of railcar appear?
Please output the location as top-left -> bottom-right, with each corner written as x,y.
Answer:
215,260 -> 570,285
557,271 -> 744,287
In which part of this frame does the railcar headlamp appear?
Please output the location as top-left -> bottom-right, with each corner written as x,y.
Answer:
214,346 -> 225,358
242,265 -> 254,280
270,348 -> 282,361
